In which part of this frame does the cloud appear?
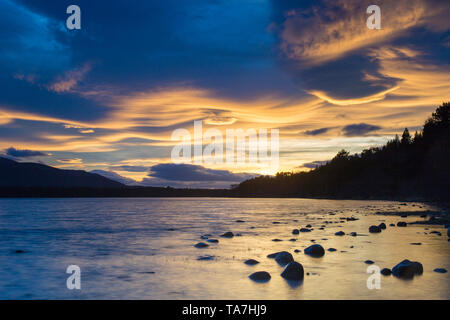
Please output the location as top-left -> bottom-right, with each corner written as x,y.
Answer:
91,170 -> 137,185
47,64 -> 92,93
304,127 -> 332,136
56,158 -> 83,164
302,160 -> 329,169
108,165 -> 149,172
342,123 -> 381,137
5,147 -> 48,158
147,163 -> 255,182
278,0 -> 450,65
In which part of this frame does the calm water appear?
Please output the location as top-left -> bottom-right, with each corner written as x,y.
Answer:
0,198 -> 448,300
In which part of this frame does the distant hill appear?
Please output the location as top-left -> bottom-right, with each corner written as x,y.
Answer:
0,157 -> 124,188
235,102 -> 450,201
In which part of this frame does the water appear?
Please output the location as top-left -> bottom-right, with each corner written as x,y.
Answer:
0,198 -> 448,300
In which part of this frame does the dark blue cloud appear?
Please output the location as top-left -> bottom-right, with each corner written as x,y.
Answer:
148,163 -> 254,182
342,123 -> 381,137
5,147 -> 48,158
304,127 -> 331,136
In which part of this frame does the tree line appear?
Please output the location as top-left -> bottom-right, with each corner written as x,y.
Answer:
235,102 -> 450,200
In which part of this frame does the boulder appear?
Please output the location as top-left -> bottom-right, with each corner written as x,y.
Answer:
194,242 -> 209,248
304,244 -> 325,257
299,228 -> 311,233
244,259 -> 259,265
349,232 -> 357,237
328,248 -> 337,252
397,222 -> 407,227
249,271 -> 271,282
207,239 -> 219,243
292,229 -> 300,235
434,268 -> 447,273
392,259 -> 423,279
275,251 -> 294,266
380,268 -> 392,276
220,232 -> 234,238
281,261 -> 304,281
369,225 -> 382,233
365,260 -> 374,264
379,223 -> 387,229
335,231 -> 345,236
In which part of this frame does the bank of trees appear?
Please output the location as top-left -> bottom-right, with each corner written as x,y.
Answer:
236,103 -> 450,200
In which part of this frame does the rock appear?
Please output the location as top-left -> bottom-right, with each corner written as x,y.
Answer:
249,271 -> 271,282
304,244 -> 325,257
397,222 -> 407,227
434,268 -> 447,273
390,223 -> 395,227
244,259 -> 259,265
13,249 -> 26,254
335,231 -> 345,236
272,239 -> 283,242
197,255 -> 214,261
392,259 -> 423,279
365,260 -> 375,264
292,229 -> 300,235
194,242 -> 209,248
328,248 -> 337,252
379,223 -> 387,229
430,231 -> 442,236
306,224 -> 312,228
381,268 -> 392,276
299,228 -> 311,233
369,225 -> 382,233
294,249 -> 301,253
235,220 -> 245,223
275,251 -> 294,266
281,261 -> 304,281
200,235 -> 209,239
207,239 -> 219,243
221,232 -> 234,238
349,232 -> 357,237
410,242 -> 421,245
289,238 -> 297,242
267,252 -> 279,258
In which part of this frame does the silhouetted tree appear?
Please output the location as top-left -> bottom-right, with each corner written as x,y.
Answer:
401,128 -> 411,145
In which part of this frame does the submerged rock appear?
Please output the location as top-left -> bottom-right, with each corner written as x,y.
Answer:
397,222 -> 407,227
275,251 -> 294,266
244,259 -> 260,265
328,248 -> 337,252
221,232 -> 234,238
304,244 -> 325,257
335,231 -> 345,236
197,255 -> 214,261
381,268 -> 392,276
392,259 -> 423,279
299,228 -> 311,233
292,229 -> 300,235
434,268 -> 447,273
194,242 -> 209,248
390,223 -> 395,227
272,239 -> 283,242
379,223 -> 387,229
365,260 -> 375,264
207,239 -> 219,243
249,271 -> 271,282
369,225 -> 382,233
281,261 -> 304,281
349,232 -> 357,237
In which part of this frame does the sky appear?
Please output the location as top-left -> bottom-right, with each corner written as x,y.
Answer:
0,0 -> 449,188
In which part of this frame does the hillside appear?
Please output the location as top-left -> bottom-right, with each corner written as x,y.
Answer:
0,157 -> 124,188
